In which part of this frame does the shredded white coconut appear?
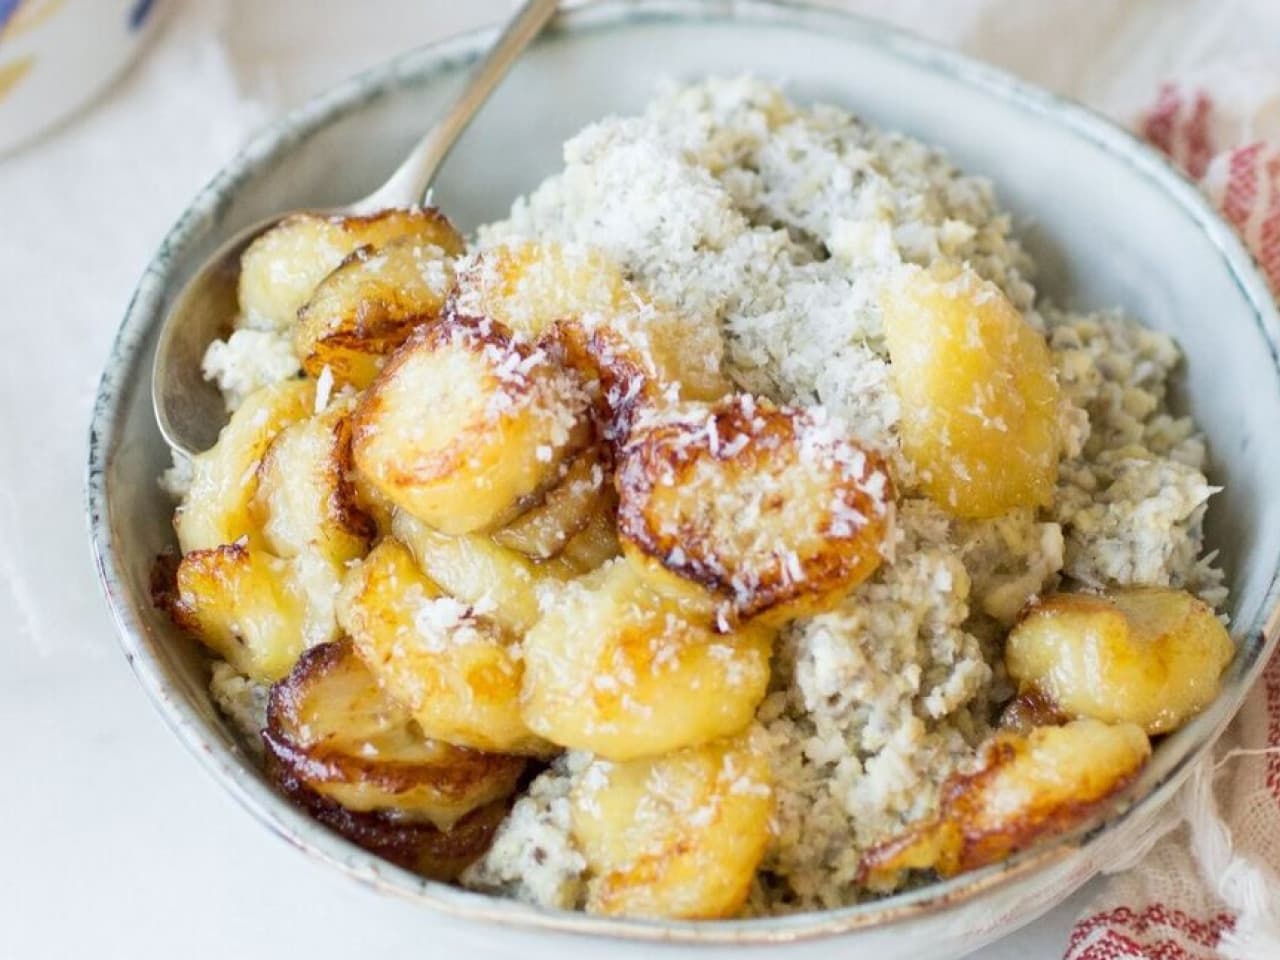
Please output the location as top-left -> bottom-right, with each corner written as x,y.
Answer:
201,328 -> 302,412
158,455 -> 194,500
313,364 -> 334,414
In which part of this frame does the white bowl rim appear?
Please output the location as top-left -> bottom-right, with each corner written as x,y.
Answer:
86,0 -> 1280,945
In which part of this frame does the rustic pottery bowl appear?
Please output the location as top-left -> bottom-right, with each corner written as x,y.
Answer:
87,2 -> 1280,957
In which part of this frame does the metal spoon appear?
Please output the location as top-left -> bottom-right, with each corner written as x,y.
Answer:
153,0 -> 559,458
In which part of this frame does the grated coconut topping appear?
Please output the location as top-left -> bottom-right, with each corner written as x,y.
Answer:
181,75 -> 1227,917
465,77 -> 1226,914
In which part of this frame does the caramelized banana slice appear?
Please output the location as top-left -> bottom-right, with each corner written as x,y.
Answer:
267,751 -> 510,881
882,263 -> 1060,518
166,542 -> 307,682
348,464 -> 399,538
453,241 -> 731,404
617,396 -> 893,627
295,238 -> 456,389
391,509 -> 568,636
557,497 -> 622,574
570,732 -> 773,918
998,688 -> 1069,734
352,319 -> 591,535
858,719 -> 1150,892
492,449 -> 608,560
175,397 -> 363,671
337,539 -> 552,756
554,320 -> 666,446
239,207 -> 463,332
175,379 -> 315,553
251,402 -> 373,565
1006,587 -> 1233,734
521,560 -> 773,760
265,641 -> 525,829
451,241 -> 624,340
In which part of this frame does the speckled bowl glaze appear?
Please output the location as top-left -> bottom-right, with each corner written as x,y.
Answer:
87,2 -> 1280,957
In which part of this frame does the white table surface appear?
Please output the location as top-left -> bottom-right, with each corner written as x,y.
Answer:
10,0 -> 1235,955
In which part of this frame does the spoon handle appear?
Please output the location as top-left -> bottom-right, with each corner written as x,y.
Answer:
349,0 -> 560,214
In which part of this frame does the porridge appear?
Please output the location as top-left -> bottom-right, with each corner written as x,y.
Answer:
156,77 -> 1232,918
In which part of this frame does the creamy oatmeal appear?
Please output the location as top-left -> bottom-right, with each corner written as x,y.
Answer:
159,77 -> 1231,919
460,77 -> 1223,913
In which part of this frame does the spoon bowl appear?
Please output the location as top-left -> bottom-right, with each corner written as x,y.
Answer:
152,217 -> 284,455
151,0 -> 559,459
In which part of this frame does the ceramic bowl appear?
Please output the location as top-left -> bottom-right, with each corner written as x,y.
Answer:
0,0 -> 167,155
87,2 -> 1280,957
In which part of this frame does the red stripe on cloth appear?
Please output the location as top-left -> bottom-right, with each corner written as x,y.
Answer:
1065,905 -> 1235,960
1184,92 -> 1215,179
1221,142 -> 1265,232
1138,85 -> 1217,179
1142,84 -> 1183,159
1074,932 -> 1218,960
1073,929 -> 1156,960
1266,648 -> 1280,806
1257,151 -> 1280,289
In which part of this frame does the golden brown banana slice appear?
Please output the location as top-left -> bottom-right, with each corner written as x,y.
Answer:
617,395 -> 894,628
570,732 -> 773,918
337,539 -> 552,756
175,379 -> 315,554
1005,587 -> 1233,735
858,719 -> 1150,892
172,396 -> 368,677
882,262 -> 1061,519
250,402 -> 374,565
554,319 -> 667,447
997,687 -> 1069,734
266,751 -> 511,882
521,560 -> 773,760
556,496 -> 622,574
264,641 -> 525,829
451,241 -> 624,341
165,542 -> 308,682
294,237 -> 456,389
352,318 -> 592,535
238,207 -> 463,332
453,241 -> 730,406
391,509 -> 569,636
491,449 -> 608,560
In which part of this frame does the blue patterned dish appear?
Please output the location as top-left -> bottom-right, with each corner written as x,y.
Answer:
0,0 -> 166,154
